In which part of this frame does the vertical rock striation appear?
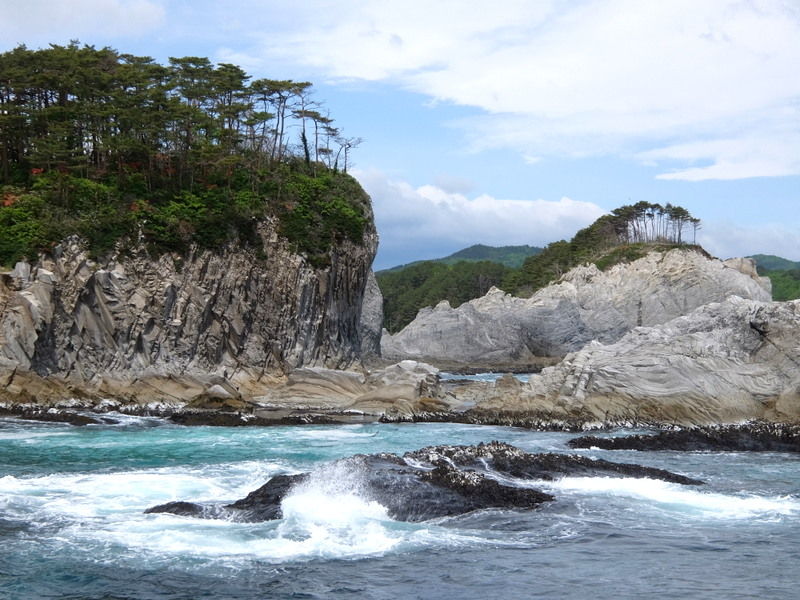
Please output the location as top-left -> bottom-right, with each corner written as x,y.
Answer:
0,214 -> 378,398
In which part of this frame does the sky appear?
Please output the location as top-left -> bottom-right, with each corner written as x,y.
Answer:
1,0 -> 798,269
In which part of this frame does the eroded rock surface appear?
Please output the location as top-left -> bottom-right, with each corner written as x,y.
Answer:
382,249 -> 772,365
252,360 -> 450,417
0,212 -> 378,403
145,441 -> 702,523
477,297 -> 800,426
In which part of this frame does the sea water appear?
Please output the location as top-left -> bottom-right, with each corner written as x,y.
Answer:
1,416 -> 798,599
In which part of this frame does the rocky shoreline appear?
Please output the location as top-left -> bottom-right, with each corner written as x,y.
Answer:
3,247 -> 798,431
4,398 -> 800,457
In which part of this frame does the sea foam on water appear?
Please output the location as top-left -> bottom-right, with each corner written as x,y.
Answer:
545,476 -> 800,520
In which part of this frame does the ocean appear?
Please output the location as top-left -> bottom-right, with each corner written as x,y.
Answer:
1,416 -> 798,599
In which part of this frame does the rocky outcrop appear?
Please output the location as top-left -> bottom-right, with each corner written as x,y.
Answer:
381,249 -> 772,365
569,423 -> 800,452
253,359 -> 451,416
476,297 -> 800,426
0,212 -> 378,403
145,441 -> 702,522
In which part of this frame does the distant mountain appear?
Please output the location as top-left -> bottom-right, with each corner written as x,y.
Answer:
442,244 -> 544,268
380,244 -> 543,273
748,254 -> 800,272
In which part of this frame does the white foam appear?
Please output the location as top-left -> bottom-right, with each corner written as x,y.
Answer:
0,430 -> 72,440
0,460 -> 290,519
546,476 -> 800,520
290,427 -> 378,441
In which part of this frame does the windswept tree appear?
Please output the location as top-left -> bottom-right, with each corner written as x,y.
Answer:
0,42 -> 368,267
609,202 -> 699,245
0,43 -> 356,187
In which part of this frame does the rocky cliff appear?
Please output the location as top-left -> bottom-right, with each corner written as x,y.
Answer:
0,213 -> 378,402
358,270 -> 384,361
474,296 -> 800,426
381,249 -> 772,366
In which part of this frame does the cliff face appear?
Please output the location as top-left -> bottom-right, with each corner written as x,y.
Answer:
0,214 -> 378,393
381,249 -> 772,365
479,296 -> 800,425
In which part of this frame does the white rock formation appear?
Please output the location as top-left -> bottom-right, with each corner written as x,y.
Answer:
476,296 -> 800,425
382,249 -> 772,365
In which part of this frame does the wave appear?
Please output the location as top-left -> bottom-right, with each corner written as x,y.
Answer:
544,476 -> 800,520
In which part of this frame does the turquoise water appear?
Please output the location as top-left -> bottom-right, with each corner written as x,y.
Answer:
1,415 -> 799,599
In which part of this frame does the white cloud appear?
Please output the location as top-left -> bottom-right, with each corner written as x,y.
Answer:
699,221 -> 800,262
0,0 -> 165,44
354,169 -> 605,268
247,0 -> 800,180
638,128 -> 800,181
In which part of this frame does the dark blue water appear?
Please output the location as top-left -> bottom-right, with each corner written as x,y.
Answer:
1,415 -> 798,599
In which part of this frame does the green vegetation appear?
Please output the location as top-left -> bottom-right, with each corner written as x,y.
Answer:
0,43 -> 369,267
749,255 -> 800,301
379,202 -> 701,331
749,254 -> 800,272
763,270 -> 800,301
504,202 -> 701,295
382,244 -> 542,272
439,244 -> 542,268
377,260 -> 510,333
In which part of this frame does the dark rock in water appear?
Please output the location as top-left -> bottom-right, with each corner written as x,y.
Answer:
168,411 -> 343,427
15,410 -> 106,426
341,452 -> 554,522
145,501 -> 229,520
145,501 -> 206,517
569,423 -> 800,453
407,441 -> 704,486
225,473 -> 309,520
144,441 -> 702,523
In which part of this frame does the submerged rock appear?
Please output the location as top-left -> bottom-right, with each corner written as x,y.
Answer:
145,441 -> 702,523
569,423 -> 800,453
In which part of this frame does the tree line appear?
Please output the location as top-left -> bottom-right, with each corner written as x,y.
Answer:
607,202 -> 701,245
0,42 -> 361,191
0,43 -> 369,267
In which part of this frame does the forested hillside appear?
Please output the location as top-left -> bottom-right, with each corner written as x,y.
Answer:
0,43 -> 369,267
435,244 -> 542,268
379,202 -> 703,332
377,260 -> 509,333
749,255 -> 800,301
749,254 -> 800,271
383,244 -> 542,272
